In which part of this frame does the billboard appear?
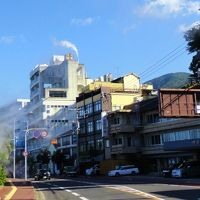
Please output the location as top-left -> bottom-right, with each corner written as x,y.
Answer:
159,88 -> 200,117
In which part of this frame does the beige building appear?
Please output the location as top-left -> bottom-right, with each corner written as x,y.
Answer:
76,73 -> 153,173
26,54 -> 88,161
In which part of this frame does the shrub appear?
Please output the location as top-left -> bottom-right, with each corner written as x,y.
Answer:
0,166 -> 6,186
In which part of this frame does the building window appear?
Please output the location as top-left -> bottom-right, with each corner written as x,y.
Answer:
126,116 -> 131,124
114,118 -> 120,124
94,100 -> 101,112
105,139 -> 110,148
95,119 -> 102,131
49,91 -> 67,97
79,106 -> 85,118
62,136 -> 70,146
88,140 -> 94,150
85,103 -> 93,114
162,129 -> 200,142
114,137 -> 123,145
72,135 -> 77,144
146,113 -> 159,124
127,137 -> 132,146
80,143 -> 87,152
151,135 -> 161,145
80,124 -> 85,134
87,121 -> 93,133
96,139 -> 103,150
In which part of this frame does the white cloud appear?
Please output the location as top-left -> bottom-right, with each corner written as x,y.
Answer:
52,38 -> 79,60
138,0 -> 200,17
123,25 -> 136,34
70,17 -> 94,26
0,36 -> 15,44
178,21 -> 200,32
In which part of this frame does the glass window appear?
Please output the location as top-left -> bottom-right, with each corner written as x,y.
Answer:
95,119 -> 102,130
87,121 -> 93,133
85,103 -> 93,114
127,137 -> 132,146
78,106 -> 85,117
94,100 -> 102,112
88,140 -> 94,150
62,136 -> 70,146
49,91 -> 67,97
96,139 -> 103,150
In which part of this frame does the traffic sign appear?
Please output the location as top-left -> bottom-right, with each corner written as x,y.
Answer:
41,130 -> 48,138
23,151 -> 28,157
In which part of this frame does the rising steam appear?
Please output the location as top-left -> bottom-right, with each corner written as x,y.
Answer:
53,38 -> 79,62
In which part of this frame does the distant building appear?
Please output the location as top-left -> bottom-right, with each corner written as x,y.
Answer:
26,54 -> 87,164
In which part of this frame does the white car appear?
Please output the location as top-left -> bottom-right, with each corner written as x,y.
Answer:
85,164 -> 100,176
108,165 -> 139,177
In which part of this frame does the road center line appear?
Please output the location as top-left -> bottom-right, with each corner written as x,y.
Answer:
67,179 -> 165,200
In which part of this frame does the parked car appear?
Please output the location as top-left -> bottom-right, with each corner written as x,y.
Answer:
63,166 -> 78,177
172,160 -> 200,178
162,163 -> 181,177
85,164 -> 100,176
34,169 -> 51,181
108,165 -> 139,177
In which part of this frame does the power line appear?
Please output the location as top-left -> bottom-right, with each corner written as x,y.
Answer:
139,43 -> 186,78
142,49 -> 187,82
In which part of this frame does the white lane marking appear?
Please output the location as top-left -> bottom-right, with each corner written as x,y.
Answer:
65,189 -> 72,192
68,179 -> 164,200
106,185 -> 165,200
169,184 -> 200,189
72,192 -> 80,196
79,197 -> 89,200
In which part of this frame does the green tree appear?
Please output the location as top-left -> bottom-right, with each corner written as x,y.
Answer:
51,150 -> 66,173
36,149 -> 51,165
0,166 -> 6,185
184,24 -> 200,77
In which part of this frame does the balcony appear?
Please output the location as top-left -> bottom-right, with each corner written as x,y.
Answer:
142,145 -> 164,155
110,144 -> 138,154
141,118 -> 200,134
109,124 -> 135,134
164,139 -> 200,151
30,77 -> 39,88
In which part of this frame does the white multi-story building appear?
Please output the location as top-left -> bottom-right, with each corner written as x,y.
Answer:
26,54 -> 87,158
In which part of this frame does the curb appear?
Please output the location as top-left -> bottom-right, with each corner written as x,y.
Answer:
4,180 -> 17,200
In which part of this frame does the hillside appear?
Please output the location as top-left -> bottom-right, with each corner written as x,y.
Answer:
144,72 -> 190,89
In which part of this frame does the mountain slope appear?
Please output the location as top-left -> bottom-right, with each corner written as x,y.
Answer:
145,72 -> 190,89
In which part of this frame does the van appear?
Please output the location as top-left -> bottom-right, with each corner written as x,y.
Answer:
172,161 -> 200,178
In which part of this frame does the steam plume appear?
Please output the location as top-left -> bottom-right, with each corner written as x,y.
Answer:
53,38 -> 79,62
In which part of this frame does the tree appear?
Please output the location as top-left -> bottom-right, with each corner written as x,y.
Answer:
51,150 -> 66,173
0,166 -> 6,185
184,24 -> 200,77
36,149 -> 51,165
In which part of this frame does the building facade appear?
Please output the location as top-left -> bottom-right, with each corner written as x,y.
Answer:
76,73 -> 153,172
108,95 -> 200,174
26,54 -> 87,166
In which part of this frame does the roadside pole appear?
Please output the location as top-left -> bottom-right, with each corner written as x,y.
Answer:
13,120 -> 16,179
24,122 -> 28,180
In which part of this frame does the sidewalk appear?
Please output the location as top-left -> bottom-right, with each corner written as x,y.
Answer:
0,178 -> 35,200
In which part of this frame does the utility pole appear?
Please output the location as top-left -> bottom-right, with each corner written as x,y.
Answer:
24,122 -> 28,180
13,120 -> 16,179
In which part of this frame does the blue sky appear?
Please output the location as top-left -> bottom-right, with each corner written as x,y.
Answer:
0,0 -> 200,106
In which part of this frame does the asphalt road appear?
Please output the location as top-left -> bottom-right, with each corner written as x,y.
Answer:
32,175 -> 200,200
